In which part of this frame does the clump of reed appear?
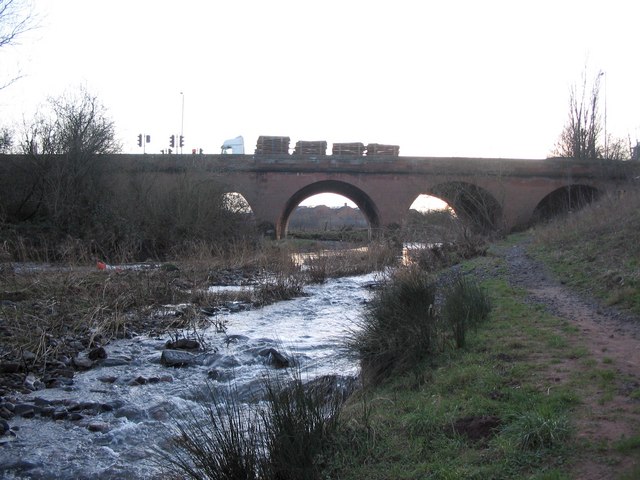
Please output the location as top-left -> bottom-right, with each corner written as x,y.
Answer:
500,405 -> 572,452
158,387 -> 264,480
346,266 -> 492,386
254,270 -> 307,306
160,371 -> 343,480
442,273 -> 492,348
346,267 -> 438,385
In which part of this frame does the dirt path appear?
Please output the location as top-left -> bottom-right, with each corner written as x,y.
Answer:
498,243 -> 640,479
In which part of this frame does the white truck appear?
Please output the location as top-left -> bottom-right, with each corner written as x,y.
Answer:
221,136 -> 245,154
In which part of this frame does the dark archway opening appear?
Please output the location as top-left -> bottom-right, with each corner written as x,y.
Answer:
532,185 -> 601,223
278,180 -> 380,240
430,182 -> 503,233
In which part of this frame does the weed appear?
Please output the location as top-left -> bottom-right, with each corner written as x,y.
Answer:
567,346 -> 589,359
547,334 -> 568,349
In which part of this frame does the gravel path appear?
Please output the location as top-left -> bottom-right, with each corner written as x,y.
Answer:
493,241 -> 640,479
501,242 -> 640,364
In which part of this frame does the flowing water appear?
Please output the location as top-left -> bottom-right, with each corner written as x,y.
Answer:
0,273 -> 377,479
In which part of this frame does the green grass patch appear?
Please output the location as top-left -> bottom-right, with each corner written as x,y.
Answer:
326,269 -> 583,479
614,434 -> 640,453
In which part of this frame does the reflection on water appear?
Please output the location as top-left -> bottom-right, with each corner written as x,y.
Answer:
291,246 -> 369,267
291,243 -> 440,268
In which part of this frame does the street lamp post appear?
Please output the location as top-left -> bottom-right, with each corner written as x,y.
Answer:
599,71 -> 607,159
604,74 -> 607,159
180,92 -> 184,154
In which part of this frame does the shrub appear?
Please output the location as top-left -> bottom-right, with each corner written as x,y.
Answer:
347,266 -> 438,385
442,274 -> 492,348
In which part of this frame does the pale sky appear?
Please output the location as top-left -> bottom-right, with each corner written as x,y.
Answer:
2,1 -> 639,161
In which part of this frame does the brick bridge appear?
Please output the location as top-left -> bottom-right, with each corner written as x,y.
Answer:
101,154 -> 638,239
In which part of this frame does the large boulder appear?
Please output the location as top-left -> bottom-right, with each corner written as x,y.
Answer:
160,349 -> 199,367
259,348 -> 291,369
165,338 -> 200,350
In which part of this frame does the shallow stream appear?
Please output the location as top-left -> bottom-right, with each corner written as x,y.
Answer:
0,273 -> 376,479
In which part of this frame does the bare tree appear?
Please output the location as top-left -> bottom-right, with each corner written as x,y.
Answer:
553,70 -> 603,160
0,0 -> 32,46
15,87 -> 121,232
23,87 -> 120,156
0,0 -> 36,89
553,70 -> 633,161
604,135 -> 632,161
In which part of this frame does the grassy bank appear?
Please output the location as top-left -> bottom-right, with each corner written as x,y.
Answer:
326,274 -> 578,478
323,190 -> 640,479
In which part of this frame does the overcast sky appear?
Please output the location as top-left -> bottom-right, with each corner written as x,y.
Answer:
2,0 -> 639,161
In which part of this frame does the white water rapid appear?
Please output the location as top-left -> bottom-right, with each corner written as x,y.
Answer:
0,273 -> 376,479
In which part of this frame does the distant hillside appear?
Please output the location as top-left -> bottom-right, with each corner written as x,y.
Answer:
288,205 -> 368,231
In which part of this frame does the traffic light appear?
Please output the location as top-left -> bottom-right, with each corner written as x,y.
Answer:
137,134 -> 142,147
170,135 -> 175,148
179,135 -> 184,148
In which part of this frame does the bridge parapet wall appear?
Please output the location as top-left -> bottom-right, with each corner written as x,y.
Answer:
96,154 -> 636,180
1,154 -> 637,237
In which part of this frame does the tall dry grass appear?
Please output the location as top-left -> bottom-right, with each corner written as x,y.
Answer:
533,189 -> 640,247
0,267 -> 188,366
0,164 -> 258,263
303,242 -> 398,283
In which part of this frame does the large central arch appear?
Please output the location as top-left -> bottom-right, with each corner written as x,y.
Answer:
278,180 -> 380,239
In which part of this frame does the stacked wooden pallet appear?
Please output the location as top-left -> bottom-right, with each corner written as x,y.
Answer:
366,143 -> 400,156
255,136 -> 290,154
293,140 -> 327,155
332,142 -> 366,156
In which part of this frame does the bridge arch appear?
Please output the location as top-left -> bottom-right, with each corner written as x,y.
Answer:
531,184 -> 601,223
429,181 -> 503,232
278,180 -> 380,239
